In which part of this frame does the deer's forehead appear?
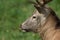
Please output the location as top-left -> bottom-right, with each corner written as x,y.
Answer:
33,10 -> 42,16
33,12 -> 44,17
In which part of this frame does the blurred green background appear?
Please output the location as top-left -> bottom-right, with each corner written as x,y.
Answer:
0,0 -> 60,40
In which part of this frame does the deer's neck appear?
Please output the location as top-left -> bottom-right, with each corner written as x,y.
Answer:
38,14 -> 58,40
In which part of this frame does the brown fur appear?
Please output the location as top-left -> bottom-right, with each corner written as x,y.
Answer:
37,12 -> 60,40
20,0 -> 60,40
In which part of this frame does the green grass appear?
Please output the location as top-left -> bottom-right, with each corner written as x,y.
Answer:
0,0 -> 60,40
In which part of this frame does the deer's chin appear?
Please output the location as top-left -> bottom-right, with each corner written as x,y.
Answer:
21,29 -> 37,33
20,27 -> 37,33
21,29 -> 30,32
20,28 -> 32,32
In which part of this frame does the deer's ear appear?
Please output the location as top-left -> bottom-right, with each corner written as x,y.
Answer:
42,8 -> 55,17
34,5 -> 53,17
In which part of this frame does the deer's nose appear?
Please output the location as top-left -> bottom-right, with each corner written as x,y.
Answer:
20,24 -> 25,30
19,24 -> 22,30
19,24 -> 28,32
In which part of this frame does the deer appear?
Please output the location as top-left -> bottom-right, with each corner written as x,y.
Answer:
20,0 -> 60,40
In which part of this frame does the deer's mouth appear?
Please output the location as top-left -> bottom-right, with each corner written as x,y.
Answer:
20,25 -> 31,32
20,26 -> 31,32
21,29 -> 31,32
20,25 -> 37,32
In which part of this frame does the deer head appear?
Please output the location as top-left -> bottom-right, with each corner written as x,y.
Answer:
20,0 -> 53,32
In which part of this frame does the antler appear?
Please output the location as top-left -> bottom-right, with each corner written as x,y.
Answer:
28,0 -> 53,13
33,0 -> 53,14
36,0 -> 52,6
29,0 -> 52,8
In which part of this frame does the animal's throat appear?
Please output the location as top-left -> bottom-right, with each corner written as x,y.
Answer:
37,14 -> 58,40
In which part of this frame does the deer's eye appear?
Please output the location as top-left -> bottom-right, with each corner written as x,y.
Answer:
33,16 -> 36,18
